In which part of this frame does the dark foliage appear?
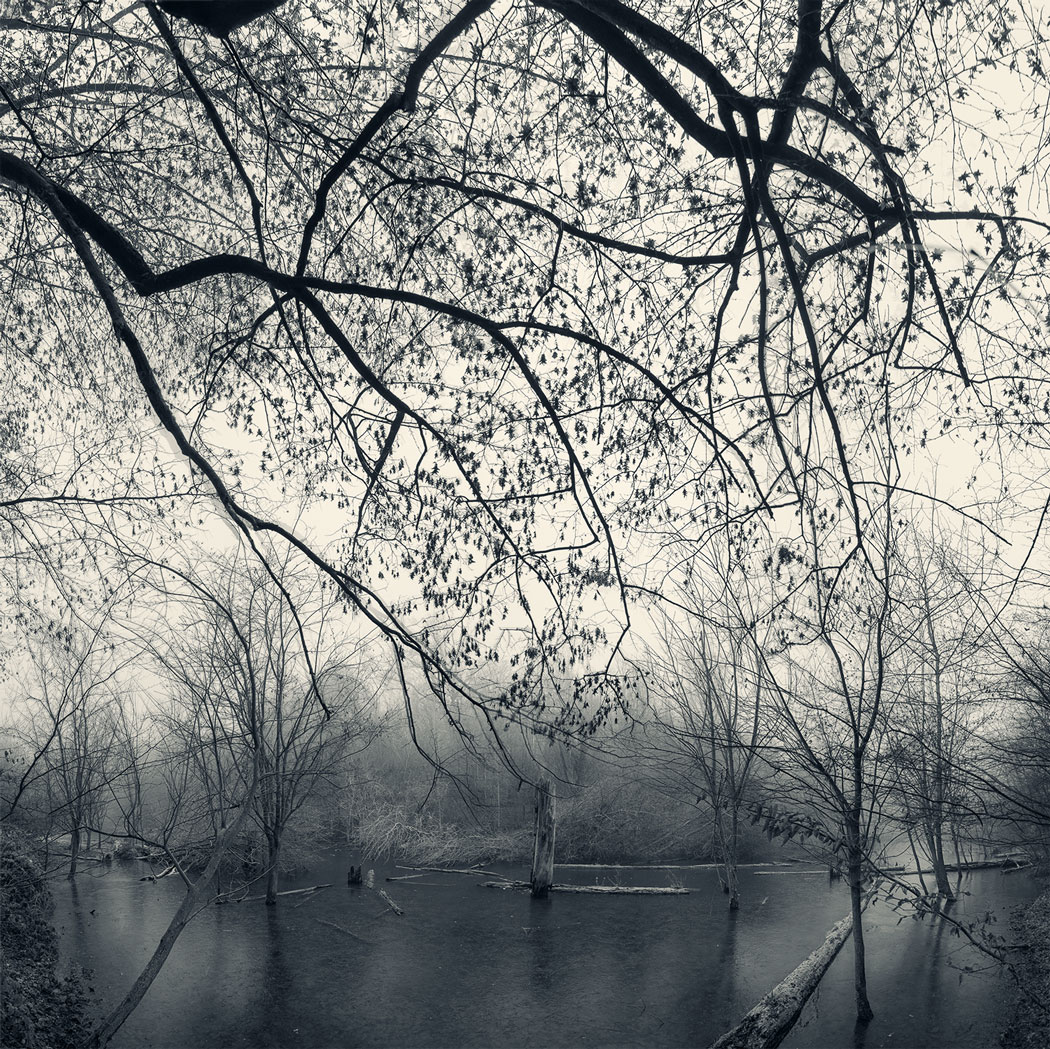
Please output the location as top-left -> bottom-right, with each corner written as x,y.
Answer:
0,827 -> 90,1049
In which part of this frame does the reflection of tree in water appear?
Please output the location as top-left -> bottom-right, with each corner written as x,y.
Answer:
523,907 -> 556,995
257,909 -> 295,1042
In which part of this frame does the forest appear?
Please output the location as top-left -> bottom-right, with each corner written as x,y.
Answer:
3,1 -> 1050,1047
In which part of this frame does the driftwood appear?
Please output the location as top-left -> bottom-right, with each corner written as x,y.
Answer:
223,883 -> 332,903
555,862 -> 719,870
396,864 -> 509,879
314,918 -> 374,945
375,887 -> 404,915
139,866 -> 177,882
709,911 -> 855,1049
386,873 -> 426,881
1003,862 -> 1035,874
553,862 -> 799,870
752,870 -> 826,877
481,880 -> 689,895
891,860 -> 1017,877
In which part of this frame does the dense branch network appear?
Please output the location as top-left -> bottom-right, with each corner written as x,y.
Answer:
1,0 -> 1048,748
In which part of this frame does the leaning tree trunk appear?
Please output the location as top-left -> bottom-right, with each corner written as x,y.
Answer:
530,780 -> 556,899
86,796 -> 257,1049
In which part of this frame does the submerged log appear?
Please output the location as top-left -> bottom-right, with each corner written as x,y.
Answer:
375,887 -> 404,915
314,918 -> 374,945
555,862 -> 720,870
753,870 -> 826,876
531,779 -> 556,898
892,859 -> 1016,876
710,911 -> 855,1049
139,865 -> 177,882
224,883 -> 332,903
482,880 -> 689,895
395,864 -> 509,879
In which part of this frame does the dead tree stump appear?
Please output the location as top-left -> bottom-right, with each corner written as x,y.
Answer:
531,779 -> 556,898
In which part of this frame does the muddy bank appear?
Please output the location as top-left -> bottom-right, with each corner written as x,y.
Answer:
1003,885 -> 1050,1048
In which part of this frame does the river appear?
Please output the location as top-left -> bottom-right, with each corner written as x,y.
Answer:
53,853 -> 1039,1048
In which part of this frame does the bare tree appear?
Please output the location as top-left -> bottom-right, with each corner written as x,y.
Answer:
154,552 -> 378,903
641,568 -> 770,910
2,1 -> 1050,1042
12,636 -> 128,877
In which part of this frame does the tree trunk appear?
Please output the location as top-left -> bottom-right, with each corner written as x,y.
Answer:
927,824 -> 954,900
530,779 -> 556,899
265,835 -> 280,906
907,825 -> 929,894
68,826 -> 80,879
715,808 -> 740,911
848,849 -> 873,1023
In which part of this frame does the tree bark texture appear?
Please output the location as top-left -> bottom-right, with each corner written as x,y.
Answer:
530,779 -> 556,898
709,910 -> 856,1049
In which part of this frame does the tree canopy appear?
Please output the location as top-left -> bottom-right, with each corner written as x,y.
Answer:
2,0 -> 1049,756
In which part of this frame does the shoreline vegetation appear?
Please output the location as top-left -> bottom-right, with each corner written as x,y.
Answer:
1004,883 -> 1050,1049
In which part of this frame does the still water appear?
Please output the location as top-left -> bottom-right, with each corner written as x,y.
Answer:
53,854 -> 1038,1048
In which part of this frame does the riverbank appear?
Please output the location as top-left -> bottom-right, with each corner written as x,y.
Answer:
1003,885 -> 1050,1048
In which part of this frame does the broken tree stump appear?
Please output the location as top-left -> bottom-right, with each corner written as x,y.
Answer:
709,910 -> 856,1049
347,865 -> 362,886
531,778 -> 556,899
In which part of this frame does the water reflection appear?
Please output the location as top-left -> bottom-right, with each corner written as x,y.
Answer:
51,858 -> 1037,1049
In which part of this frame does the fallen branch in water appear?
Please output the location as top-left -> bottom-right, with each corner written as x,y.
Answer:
314,917 -> 374,945
386,873 -> 426,881
752,870 -> 826,876
396,864 -> 510,879
375,887 -> 404,915
224,883 -> 332,903
139,866 -> 177,882
481,881 -> 689,895
555,862 -> 718,870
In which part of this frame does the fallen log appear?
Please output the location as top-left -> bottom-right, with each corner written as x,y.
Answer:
752,870 -> 826,876
481,880 -> 689,895
225,883 -> 332,903
314,918 -> 374,945
395,864 -> 510,879
709,911 -> 855,1049
553,862 -> 799,870
891,860 -> 1018,877
375,887 -> 404,915
139,866 -> 177,882
386,874 -> 426,881
1003,862 -> 1035,874
555,862 -> 718,870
